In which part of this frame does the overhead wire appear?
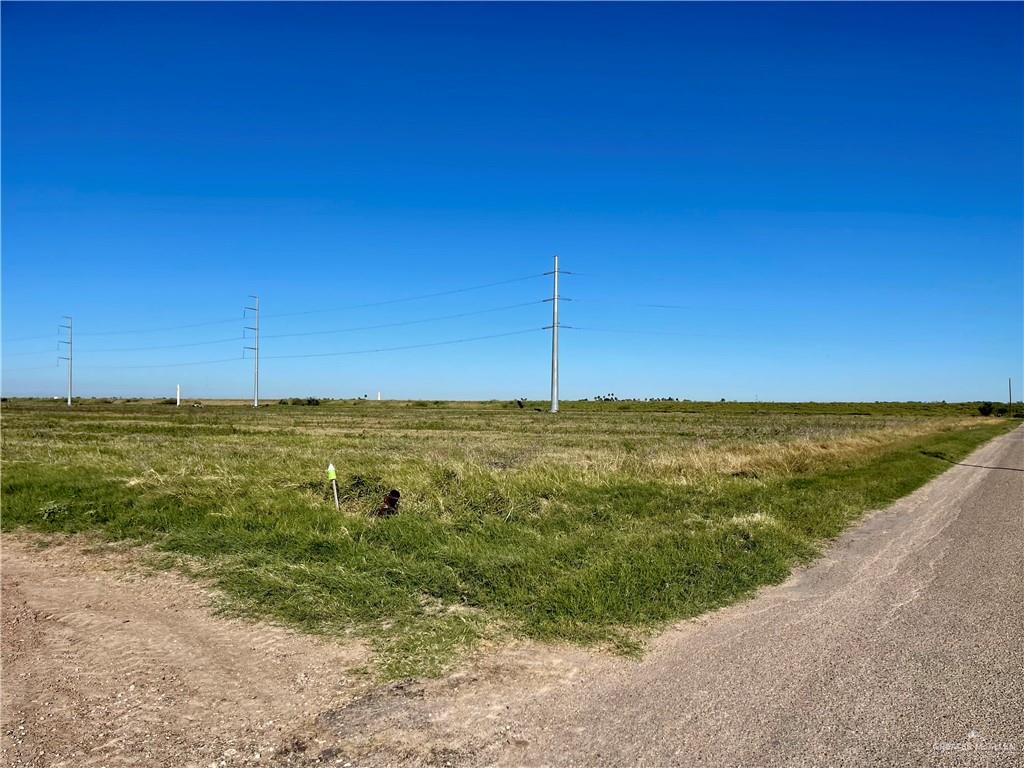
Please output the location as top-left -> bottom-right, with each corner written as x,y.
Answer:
261,273 -> 547,320
263,328 -> 544,360
6,272 -> 549,343
71,328 -> 545,369
79,356 -> 244,370
83,336 -> 242,353
2,348 -> 58,358
15,300 -> 546,356
2,333 -> 58,343
2,363 -> 61,373
570,298 -> 691,310
75,316 -> 243,338
261,300 -> 545,340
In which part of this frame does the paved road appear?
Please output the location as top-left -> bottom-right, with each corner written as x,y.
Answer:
309,426 -> 1022,767
468,425 -> 1022,767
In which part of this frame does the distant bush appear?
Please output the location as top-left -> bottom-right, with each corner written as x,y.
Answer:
159,398 -> 177,405
283,397 -> 321,406
976,402 -> 1009,416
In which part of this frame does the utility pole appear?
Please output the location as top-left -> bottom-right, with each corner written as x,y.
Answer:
1010,378 -> 1013,418
244,296 -> 260,408
547,255 -> 559,414
176,384 -> 181,407
59,316 -> 72,407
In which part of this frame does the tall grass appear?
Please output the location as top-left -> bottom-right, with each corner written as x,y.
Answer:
0,401 -> 1012,677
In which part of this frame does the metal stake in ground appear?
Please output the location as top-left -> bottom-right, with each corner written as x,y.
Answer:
327,463 -> 339,510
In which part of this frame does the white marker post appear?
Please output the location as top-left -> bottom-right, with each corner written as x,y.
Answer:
327,463 -> 340,510
377,391 -> 381,401
176,384 -> 181,407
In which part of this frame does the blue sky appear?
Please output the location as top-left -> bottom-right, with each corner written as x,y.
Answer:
2,2 -> 1021,401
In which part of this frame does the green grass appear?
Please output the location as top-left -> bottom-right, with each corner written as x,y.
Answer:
0,400 -> 1014,677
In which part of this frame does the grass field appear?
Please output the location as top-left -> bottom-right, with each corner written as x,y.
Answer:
1,399 -> 1015,677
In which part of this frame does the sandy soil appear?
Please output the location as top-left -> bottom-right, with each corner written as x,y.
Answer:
0,537 -> 597,768
0,538 -> 374,767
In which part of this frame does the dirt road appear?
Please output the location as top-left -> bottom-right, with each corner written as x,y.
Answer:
0,542 -> 371,767
3,426 -> 1021,767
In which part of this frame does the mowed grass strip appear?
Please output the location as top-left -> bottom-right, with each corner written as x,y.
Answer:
0,401 -> 1014,677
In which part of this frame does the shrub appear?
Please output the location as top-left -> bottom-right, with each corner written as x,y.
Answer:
39,501 -> 71,521
978,402 -> 994,416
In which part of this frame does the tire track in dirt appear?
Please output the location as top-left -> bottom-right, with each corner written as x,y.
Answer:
1,538 -> 371,768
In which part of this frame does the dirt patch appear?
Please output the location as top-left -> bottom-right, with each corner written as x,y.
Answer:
0,535 -> 373,767
0,534 -> 601,767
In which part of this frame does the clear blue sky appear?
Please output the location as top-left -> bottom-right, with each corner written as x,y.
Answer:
2,2 -> 1021,401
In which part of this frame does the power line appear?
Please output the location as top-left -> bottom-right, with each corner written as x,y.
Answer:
3,303 -> 544,356
3,273 -> 549,343
79,356 -> 244,370
75,316 -> 242,338
570,326 -> 699,336
2,363 -> 61,373
5,338 -> 240,356
261,273 -> 546,320
4,268 -> 564,394
2,333 -> 57,343
2,348 -> 58,358
570,326 -> 825,342
571,298 -> 691,310
74,327 -> 544,368
261,300 -> 545,340
82,336 -> 242,353
263,327 -> 544,360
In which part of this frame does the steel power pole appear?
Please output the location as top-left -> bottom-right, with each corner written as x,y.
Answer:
59,316 -> 73,407
244,296 -> 260,408
548,255 -> 559,413
1010,378 -> 1013,418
